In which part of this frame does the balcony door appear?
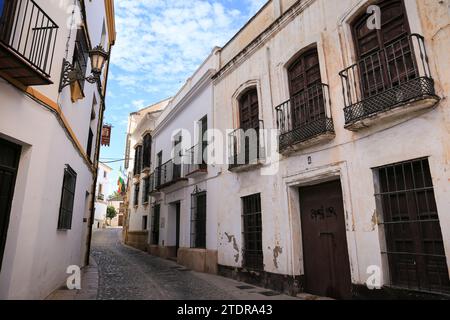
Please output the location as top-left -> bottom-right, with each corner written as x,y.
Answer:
236,88 -> 260,165
288,47 -> 324,128
352,0 -> 415,98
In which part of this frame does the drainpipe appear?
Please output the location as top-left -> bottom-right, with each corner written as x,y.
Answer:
84,45 -> 113,266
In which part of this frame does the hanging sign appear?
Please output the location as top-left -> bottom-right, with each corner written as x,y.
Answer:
101,125 -> 112,146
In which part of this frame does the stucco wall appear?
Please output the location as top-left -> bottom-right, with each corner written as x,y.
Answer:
212,0 -> 450,288
0,0 -> 113,299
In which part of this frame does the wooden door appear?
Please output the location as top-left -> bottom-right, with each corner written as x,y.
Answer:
0,137 -> 21,270
299,180 -> 352,299
288,47 -> 324,127
238,89 -> 260,163
352,0 -> 415,98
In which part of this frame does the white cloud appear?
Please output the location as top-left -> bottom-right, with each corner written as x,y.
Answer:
111,0 -> 247,96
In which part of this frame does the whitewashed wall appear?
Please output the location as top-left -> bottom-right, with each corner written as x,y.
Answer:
0,0 -> 113,299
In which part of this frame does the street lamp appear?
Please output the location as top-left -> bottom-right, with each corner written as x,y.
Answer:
59,44 -> 109,92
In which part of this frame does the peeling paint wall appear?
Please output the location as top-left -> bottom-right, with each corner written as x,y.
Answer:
213,0 -> 450,286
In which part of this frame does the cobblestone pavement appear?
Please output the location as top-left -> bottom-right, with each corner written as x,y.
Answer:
91,228 -> 301,300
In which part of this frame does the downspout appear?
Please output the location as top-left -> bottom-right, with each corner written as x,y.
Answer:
85,44 -> 113,266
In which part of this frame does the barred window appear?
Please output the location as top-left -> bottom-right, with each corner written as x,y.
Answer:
375,158 -> 450,293
191,190 -> 206,248
142,177 -> 149,204
133,183 -> 139,207
73,28 -> 89,89
151,204 -> 160,245
242,193 -> 263,270
58,165 -> 77,230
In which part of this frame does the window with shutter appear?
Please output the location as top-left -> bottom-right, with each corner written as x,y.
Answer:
288,47 -> 324,128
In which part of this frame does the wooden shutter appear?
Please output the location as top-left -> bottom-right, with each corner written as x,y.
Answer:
288,47 -> 324,127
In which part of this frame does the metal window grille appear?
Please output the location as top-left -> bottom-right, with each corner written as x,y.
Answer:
73,28 -> 89,89
190,190 -> 206,249
242,193 -> 263,270
58,165 -> 77,230
151,204 -> 160,245
375,158 -> 450,293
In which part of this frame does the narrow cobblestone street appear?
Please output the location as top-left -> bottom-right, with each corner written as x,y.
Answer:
91,229 -> 301,300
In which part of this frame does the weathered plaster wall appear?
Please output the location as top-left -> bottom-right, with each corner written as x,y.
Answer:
213,0 -> 450,287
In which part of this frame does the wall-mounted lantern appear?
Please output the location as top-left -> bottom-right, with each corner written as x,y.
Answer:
59,45 -> 109,92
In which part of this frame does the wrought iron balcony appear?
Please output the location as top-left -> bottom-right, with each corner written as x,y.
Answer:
184,144 -> 207,177
339,34 -> 439,130
228,120 -> 265,172
0,0 -> 58,85
155,158 -> 187,190
276,83 -> 334,153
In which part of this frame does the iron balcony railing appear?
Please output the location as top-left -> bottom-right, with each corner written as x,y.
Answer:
228,120 -> 265,171
339,34 -> 437,125
155,158 -> 185,189
184,144 -> 207,176
0,0 -> 58,78
275,83 -> 334,152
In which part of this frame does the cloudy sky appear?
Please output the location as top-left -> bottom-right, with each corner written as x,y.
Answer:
100,0 -> 267,194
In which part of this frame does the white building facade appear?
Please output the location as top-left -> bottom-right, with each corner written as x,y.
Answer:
146,49 -> 220,273
124,98 -> 171,251
211,0 -> 450,299
93,163 -> 112,229
122,0 -> 450,299
0,0 -> 115,299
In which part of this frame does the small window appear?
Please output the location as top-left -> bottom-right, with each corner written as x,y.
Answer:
143,134 -> 152,169
191,191 -> 207,248
73,28 -> 89,89
133,183 -> 140,207
86,128 -> 94,161
104,171 -> 107,179
142,177 -> 150,204
199,116 -> 208,165
151,204 -> 160,245
142,215 -> 148,230
242,193 -> 263,270
58,165 -> 77,230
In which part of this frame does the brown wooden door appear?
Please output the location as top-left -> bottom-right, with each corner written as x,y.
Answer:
239,88 -> 259,131
288,48 -> 324,127
0,137 -> 21,271
238,89 -> 260,163
352,0 -> 415,97
299,180 -> 352,299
